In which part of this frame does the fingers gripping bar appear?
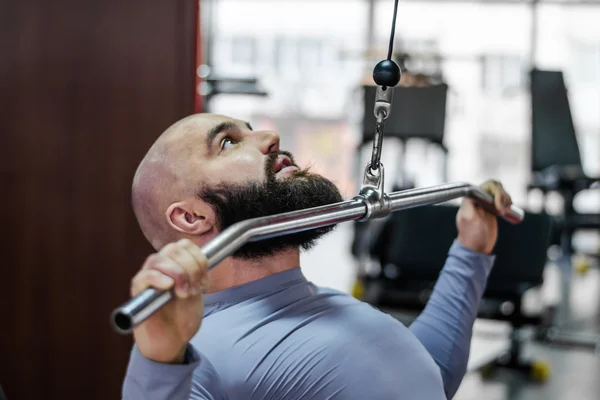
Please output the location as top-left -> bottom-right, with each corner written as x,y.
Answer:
111,182 -> 524,334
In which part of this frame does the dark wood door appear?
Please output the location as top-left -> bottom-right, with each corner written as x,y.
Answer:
0,1 -> 197,398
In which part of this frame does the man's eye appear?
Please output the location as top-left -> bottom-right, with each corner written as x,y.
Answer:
221,137 -> 236,150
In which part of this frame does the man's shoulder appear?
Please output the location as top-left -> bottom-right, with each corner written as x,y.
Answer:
312,284 -> 348,296
311,284 -> 369,305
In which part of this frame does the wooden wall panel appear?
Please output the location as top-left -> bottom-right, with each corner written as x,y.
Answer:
0,1 -> 197,398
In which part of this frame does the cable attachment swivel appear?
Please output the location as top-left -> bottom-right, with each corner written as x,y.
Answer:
369,85 -> 394,173
356,162 -> 390,221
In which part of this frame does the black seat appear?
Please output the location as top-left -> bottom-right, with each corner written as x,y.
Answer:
363,205 -> 554,327
528,69 -> 600,255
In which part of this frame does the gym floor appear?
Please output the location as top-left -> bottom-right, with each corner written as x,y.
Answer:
456,341 -> 600,400
456,265 -> 600,400
301,224 -> 600,400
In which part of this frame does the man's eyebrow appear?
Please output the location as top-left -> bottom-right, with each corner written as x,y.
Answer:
245,122 -> 253,130
206,121 -> 238,152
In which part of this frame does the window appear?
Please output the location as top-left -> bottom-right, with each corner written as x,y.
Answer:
570,40 -> 600,84
482,54 -> 526,95
274,37 -> 297,75
298,39 -> 323,73
231,37 -> 256,66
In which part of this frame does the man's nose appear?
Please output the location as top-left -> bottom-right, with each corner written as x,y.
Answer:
254,130 -> 280,154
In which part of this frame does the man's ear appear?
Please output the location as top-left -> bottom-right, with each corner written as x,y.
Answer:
165,200 -> 215,236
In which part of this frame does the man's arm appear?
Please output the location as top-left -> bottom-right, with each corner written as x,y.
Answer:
409,240 -> 494,398
123,240 -> 226,400
123,344 -> 227,400
409,180 -> 511,398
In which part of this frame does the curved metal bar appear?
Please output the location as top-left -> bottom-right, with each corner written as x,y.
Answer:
387,182 -> 525,224
111,182 -> 525,334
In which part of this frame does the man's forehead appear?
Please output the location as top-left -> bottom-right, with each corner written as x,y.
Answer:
162,114 -> 243,144
185,114 -> 250,138
182,115 -> 252,141
159,114 -> 253,159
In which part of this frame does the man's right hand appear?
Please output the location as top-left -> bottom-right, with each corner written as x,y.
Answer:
130,238 -> 209,364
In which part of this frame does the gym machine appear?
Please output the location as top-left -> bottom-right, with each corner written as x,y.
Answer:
110,0 -> 525,335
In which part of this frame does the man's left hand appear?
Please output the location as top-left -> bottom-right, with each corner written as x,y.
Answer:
456,180 -> 513,255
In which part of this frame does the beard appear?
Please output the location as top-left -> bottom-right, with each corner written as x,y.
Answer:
197,151 -> 344,260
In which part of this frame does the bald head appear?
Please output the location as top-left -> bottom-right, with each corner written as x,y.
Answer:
132,115 -> 198,248
131,113 -> 259,249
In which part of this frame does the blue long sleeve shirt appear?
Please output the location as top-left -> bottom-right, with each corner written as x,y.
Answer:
123,240 -> 495,399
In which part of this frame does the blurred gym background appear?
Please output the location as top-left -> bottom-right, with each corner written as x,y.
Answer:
1,0 -> 599,399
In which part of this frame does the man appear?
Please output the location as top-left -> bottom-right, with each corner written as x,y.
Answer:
123,113 -> 513,399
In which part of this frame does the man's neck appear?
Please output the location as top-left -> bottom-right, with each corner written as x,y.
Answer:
206,247 -> 301,293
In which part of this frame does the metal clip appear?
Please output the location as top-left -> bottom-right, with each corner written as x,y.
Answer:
355,163 -> 390,221
370,114 -> 384,172
374,86 -> 394,121
370,86 -> 394,172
